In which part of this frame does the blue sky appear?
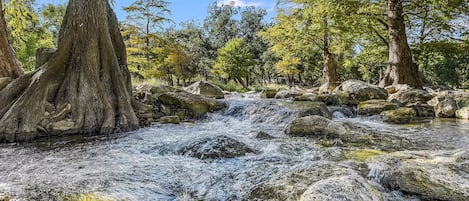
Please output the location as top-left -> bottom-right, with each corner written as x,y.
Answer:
35,0 -> 278,25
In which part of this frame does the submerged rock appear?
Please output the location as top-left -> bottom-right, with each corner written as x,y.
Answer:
285,115 -> 346,137
358,99 -> 397,116
334,80 -> 388,104
300,175 -> 383,201
367,150 -> 469,201
255,131 -> 275,139
184,81 -> 224,99
179,135 -> 257,159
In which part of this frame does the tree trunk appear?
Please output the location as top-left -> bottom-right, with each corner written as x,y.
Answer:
0,1 -> 23,78
380,0 -> 423,89
0,0 -> 140,142
319,23 -> 339,92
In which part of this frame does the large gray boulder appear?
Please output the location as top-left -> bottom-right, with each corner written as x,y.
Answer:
289,101 -> 332,119
158,91 -> 227,118
184,81 -> 224,99
358,99 -> 397,116
388,89 -> 433,105
179,135 -> 257,159
285,115 -> 346,137
435,98 -> 458,118
333,80 -> 388,104
368,150 -> 469,201
275,89 -> 302,99
300,175 -> 383,201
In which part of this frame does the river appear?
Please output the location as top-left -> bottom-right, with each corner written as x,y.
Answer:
1,96 -> 468,200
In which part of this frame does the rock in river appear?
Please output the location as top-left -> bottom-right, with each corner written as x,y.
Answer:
179,135 -> 257,160
285,115 -> 346,137
358,99 -> 397,116
334,80 -> 388,104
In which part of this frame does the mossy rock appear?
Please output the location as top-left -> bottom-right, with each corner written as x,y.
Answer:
159,116 -> 180,124
261,88 -> 278,98
381,108 -> 417,124
358,99 -> 397,116
285,101 -> 332,119
158,91 -> 227,117
347,149 -> 386,162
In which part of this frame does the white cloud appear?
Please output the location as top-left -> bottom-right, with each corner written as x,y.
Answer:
218,0 -> 264,7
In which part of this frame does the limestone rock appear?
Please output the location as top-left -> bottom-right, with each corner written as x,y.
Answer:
381,108 -> 417,124
358,99 -> 397,116
333,80 -> 388,103
300,175 -> 383,201
184,81 -> 224,99
388,89 -> 433,105
285,115 -> 346,137
179,135 -> 257,159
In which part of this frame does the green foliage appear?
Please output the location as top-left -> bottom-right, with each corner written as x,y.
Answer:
214,38 -> 256,82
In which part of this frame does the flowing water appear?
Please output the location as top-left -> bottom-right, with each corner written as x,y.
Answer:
1,96 -> 468,200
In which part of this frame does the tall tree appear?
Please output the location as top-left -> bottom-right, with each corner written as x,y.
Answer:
213,38 -> 256,89
380,0 -> 423,88
123,0 -> 170,70
262,0 -> 358,91
0,0 -> 142,142
39,3 -> 66,46
0,0 -> 23,78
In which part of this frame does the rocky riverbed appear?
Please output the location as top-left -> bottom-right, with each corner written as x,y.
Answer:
1,91 -> 468,200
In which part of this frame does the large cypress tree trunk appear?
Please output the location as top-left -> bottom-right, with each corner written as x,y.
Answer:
0,1 -> 23,78
380,0 -> 423,89
0,0 -> 140,142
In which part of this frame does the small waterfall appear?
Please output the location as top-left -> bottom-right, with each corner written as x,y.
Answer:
220,98 -> 296,126
367,162 -> 386,184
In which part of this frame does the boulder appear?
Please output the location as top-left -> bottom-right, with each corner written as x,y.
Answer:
150,84 -> 176,95
0,77 -> 13,91
455,107 -> 469,119
368,150 -> 469,201
261,88 -> 278,98
255,131 -> 275,139
184,81 -> 224,99
293,94 -> 318,101
285,115 -> 346,137
179,135 -> 257,159
408,103 -> 435,118
388,89 -> 433,105
381,108 -> 416,124
158,91 -> 227,118
275,90 -> 302,99
159,116 -> 180,124
247,162 -> 359,201
293,101 -> 332,119
300,175 -> 383,201
435,98 -> 458,118
333,80 -> 388,103
358,99 -> 397,116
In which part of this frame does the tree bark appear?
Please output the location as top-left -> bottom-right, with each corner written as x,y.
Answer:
380,0 -> 423,89
319,20 -> 339,92
0,1 -> 23,78
0,0 -> 140,142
